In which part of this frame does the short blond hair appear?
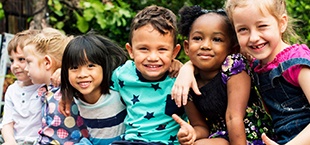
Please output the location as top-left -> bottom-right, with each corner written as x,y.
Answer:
25,28 -> 73,71
7,29 -> 41,54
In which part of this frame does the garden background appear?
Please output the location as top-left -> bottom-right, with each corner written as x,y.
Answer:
1,0 -> 310,61
0,0 -> 309,100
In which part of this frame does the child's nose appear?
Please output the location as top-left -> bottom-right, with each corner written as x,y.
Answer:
147,52 -> 159,61
78,68 -> 88,78
249,30 -> 260,43
11,62 -> 19,69
200,40 -> 212,50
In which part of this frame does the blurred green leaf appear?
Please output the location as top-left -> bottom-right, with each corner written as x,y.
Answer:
0,2 -> 4,20
55,21 -> 64,29
75,11 -> 89,33
83,9 -> 95,21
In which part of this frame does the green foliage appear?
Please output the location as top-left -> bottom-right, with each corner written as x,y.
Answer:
47,0 -> 135,45
286,0 -> 310,46
0,2 -> 4,20
45,0 -> 310,63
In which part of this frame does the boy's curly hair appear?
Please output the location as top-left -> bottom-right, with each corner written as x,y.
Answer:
128,5 -> 178,45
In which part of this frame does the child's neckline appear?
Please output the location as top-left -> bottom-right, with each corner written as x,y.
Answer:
136,68 -> 169,82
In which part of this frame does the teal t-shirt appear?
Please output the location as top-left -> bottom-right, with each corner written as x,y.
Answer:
111,60 -> 186,145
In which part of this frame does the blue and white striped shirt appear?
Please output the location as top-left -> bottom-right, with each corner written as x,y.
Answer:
74,90 -> 126,145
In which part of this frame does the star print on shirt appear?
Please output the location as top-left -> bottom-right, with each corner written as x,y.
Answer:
137,132 -> 142,137
128,123 -> 139,128
156,124 -> 166,130
131,95 -> 140,105
118,79 -> 125,88
151,83 -> 161,91
169,135 -> 177,142
110,80 -> 114,88
144,112 -> 155,120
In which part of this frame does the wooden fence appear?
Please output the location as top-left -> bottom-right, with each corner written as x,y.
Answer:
0,0 -> 35,34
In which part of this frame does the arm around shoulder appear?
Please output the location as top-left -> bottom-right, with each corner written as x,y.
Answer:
171,61 -> 201,107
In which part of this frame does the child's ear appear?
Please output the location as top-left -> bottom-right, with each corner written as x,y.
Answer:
279,14 -> 288,33
172,44 -> 181,59
183,40 -> 190,56
125,43 -> 134,59
44,55 -> 53,70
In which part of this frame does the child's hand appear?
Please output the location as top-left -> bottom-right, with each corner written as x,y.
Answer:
171,61 -> 201,107
51,68 -> 61,87
59,98 -> 72,117
172,114 -> 196,145
262,133 -> 278,145
169,59 -> 183,78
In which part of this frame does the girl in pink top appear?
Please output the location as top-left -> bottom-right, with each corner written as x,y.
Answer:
225,0 -> 310,144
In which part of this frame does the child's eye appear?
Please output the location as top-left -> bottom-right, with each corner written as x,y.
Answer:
159,48 -> 168,51
69,66 -> 78,70
19,58 -> 26,62
258,24 -> 268,28
213,37 -> 223,42
237,28 -> 247,33
192,36 -> 202,41
9,58 -> 14,63
139,47 -> 148,51
88,64 -> 96,67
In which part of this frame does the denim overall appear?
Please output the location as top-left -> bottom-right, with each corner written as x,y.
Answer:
253,58 -> 310,144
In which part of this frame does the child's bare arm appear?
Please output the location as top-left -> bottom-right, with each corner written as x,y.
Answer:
299,67 -> 310,103
59,98 -> 72,117
2,122 -> 18,145
226,71 -> 250,145
171,61 -> 201,107
53,67 -> 72,116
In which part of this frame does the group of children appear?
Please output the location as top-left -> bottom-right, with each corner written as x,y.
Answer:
1,0 -> 310,145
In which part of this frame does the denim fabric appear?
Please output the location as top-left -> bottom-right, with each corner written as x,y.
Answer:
253,58 -> 310,144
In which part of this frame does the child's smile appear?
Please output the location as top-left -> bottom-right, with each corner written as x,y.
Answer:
126,24 -> 180,81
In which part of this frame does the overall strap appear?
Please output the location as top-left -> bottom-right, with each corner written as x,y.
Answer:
269,58 -> 310,86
